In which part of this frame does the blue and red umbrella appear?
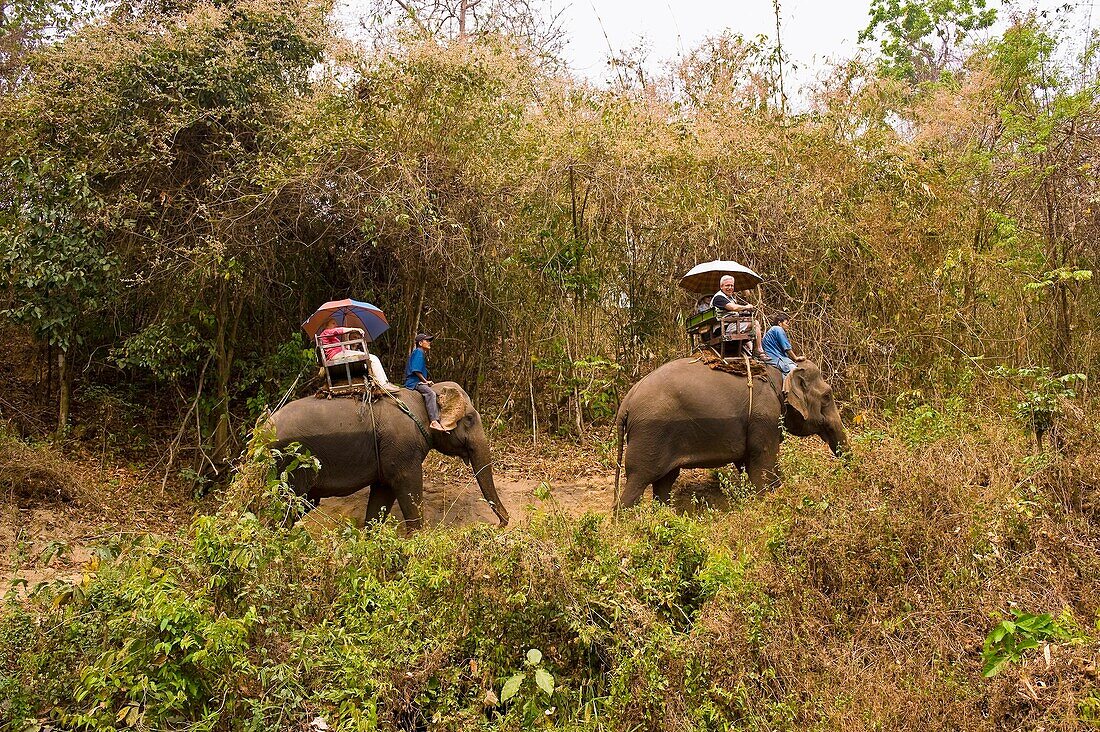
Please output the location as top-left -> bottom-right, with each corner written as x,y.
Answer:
302,299 -> 389,341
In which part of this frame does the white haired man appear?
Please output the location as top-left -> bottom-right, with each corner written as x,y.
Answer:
710,275 -> 765,358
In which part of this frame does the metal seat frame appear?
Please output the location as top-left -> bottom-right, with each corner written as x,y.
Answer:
315,329 -> 376,393
686,307 -> 756,357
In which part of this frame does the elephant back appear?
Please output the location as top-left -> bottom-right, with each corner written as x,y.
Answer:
620,357 -> 783,424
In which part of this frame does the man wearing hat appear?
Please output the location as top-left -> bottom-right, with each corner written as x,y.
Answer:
404,333 -> 444,431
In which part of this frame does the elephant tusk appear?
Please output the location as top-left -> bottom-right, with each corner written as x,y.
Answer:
473,462 -> 493,479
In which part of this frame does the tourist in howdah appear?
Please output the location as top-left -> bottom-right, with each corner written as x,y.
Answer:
710,275 -> 765,358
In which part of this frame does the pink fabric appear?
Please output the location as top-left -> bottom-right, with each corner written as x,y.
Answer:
319,327 -> 354,360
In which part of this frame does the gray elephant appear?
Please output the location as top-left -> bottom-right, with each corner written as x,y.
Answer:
269,382 -> 509,530
614,358 -> 848,508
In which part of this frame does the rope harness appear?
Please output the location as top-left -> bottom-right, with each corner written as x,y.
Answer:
274,373 -> 302,412
692,346 -> 787,422
379,388 -> 433,443
315,382 -> 433,444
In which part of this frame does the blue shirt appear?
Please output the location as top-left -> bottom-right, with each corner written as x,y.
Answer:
403,347 -> 429,389
762,325 -> 792,362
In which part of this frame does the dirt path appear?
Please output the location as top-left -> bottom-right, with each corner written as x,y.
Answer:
304,471 -> 614,532
3,442 -> 731,593
304,461 -> 729,532
2,460 -> 193,596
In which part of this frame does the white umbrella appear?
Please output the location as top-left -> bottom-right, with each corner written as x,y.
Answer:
678,260 -> 763,294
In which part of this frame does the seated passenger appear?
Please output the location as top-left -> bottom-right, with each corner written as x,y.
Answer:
318,317 -> 364,363
368,352 -> 401,392
403,332 -> 444,431
711,275 -> 765,358
762,311 -> 805,380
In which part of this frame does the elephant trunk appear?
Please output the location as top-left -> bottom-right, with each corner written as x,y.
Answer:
825,421 -> 850,459
470,441 -> 509,527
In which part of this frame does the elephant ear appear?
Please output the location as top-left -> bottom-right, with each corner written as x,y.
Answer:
786,361 -> 825,424
436,384 -> 471,431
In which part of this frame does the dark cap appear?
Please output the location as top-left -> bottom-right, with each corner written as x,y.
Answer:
415,333 -> 436,343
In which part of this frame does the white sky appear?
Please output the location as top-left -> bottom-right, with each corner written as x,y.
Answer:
337,0 -> 1097,100
559,0 -> 872,93
556,0 -> 1096,97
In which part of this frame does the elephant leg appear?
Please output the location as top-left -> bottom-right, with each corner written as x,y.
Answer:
391,468 -> 425,532
744,449 -> 781,492
619,468 -> 653,508
652,468 -> 680,504
364,484 -> 396,526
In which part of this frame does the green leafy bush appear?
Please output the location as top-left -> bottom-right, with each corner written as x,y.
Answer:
981,609 -> 1068,677
993,366 -> 1086,447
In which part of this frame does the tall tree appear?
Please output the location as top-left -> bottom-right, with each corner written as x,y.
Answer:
0,0 -> 83,90
1,0 -> 334,459
859,0 -> 997,83
365,0 -> 566,59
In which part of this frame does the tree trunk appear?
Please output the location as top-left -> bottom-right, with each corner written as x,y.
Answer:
212,298 -> 231,466
211,285 -> 243,467
56,349 -> 71,437
1041,160 -> 1073,374
411,276 -> 427,347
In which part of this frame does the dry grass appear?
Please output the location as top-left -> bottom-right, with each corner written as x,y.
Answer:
2,398 -> 1099,730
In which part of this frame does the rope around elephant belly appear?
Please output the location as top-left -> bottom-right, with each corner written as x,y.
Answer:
366,392 -> 383,483
743,353 -> 753,417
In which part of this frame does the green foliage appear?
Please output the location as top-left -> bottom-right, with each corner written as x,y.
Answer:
1,457 -> 769,730
498,648 -> 557,724
3,0 -> 1098,443
1080,692 -> 1100,727
1,0 -> 336,449
6,407 -> 1100,729
887,390 -> 968,447
110,321 -> 207,382
981,609 -> 1068,677
993,366 -> 1085,439
1024,266 -> 1093,292
533,350 -> 624,427
0,0 -> 86,88
0,157 -> 115,352
713,466 -> 757,507
859,0 -> 997,82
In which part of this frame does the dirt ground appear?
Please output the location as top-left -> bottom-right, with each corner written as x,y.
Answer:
301,433 -> 728,531
2,436 -> 728,594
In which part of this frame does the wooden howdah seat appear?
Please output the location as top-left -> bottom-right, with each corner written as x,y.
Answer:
686,306 -> 756,357
315,328 -> 374,392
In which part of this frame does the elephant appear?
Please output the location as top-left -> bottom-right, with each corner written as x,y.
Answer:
613,358 -> 849,508
268,382 -> 509,530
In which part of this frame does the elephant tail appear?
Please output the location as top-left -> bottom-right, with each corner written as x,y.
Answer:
613,411 -> 626,516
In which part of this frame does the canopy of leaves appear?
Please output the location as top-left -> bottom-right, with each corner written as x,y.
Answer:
0,0 -> 1096,439
859,0 -> 997,82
